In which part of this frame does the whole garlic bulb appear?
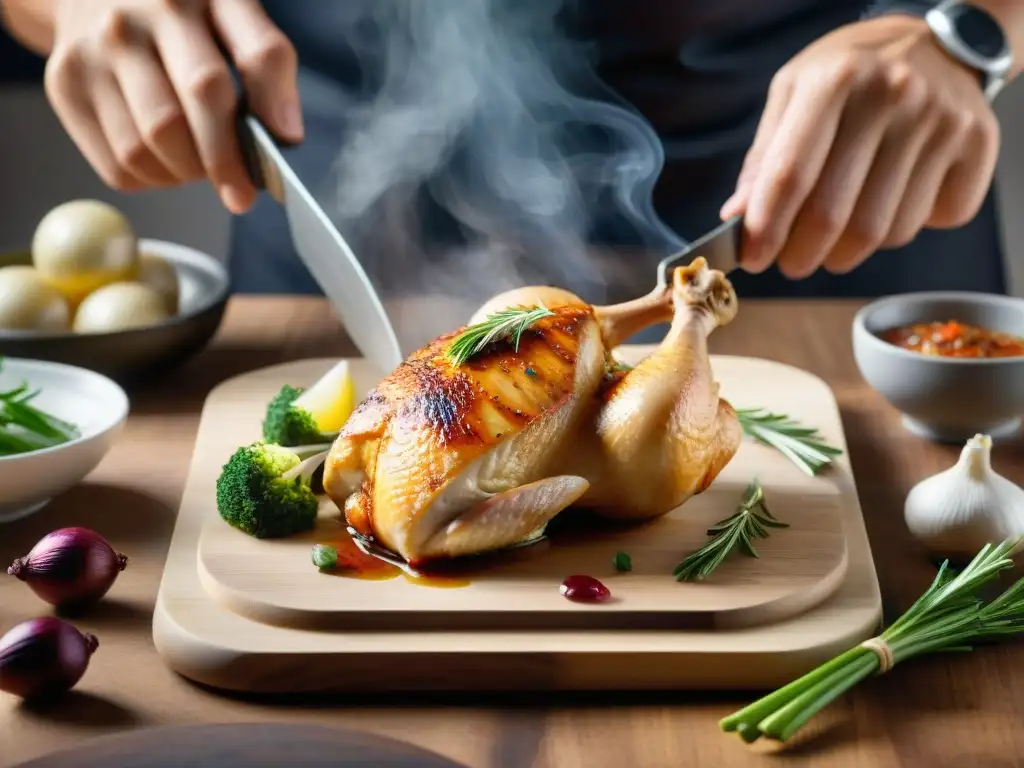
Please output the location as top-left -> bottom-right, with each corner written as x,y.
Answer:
904,434 -> 1024,561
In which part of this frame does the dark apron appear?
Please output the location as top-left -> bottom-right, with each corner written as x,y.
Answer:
231,0 -> 1006,307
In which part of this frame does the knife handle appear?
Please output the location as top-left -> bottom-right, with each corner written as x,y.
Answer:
215,38 -> 300,204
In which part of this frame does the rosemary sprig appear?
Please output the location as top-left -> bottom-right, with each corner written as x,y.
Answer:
736,408 -> 842,476
673,480 -> 787,581
721,537 -> 1024,745
446,305 -> 555,366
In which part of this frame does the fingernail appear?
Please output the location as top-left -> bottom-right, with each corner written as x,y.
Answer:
219,184 -> 250,215
276,100 -> 304,140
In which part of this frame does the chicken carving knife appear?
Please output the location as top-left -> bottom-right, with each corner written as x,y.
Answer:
219,44 -> 403,376
656,215 -> 743,288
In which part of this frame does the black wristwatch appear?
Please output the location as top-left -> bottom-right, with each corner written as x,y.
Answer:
865,1 -> 1014,102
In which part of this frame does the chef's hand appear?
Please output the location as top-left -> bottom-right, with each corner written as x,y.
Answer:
44,0 -> 302,213
720,14 -> 1002,278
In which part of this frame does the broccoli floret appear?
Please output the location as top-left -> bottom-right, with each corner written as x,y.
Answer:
262,362 -> 355,446
215,442 -> 329,539
262,385 -> 331,447
262,362 -> 356,447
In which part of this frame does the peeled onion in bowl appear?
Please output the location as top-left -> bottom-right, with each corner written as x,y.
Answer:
0,265 -> 70,331
137,253 -> 179,314
32,200 -> 138,306
73,282 -> 170,334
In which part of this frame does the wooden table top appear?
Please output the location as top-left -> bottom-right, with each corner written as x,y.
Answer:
3,295 -> 1024,768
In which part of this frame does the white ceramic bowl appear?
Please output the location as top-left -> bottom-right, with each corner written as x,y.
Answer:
0,357 -> 128,523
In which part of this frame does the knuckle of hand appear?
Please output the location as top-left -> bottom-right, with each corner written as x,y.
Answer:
922,96 -> 947,126
114,140 -> 152,173
741,211 -> 776,247
187,67 -> 234,108
805,201 -> 845,237
829,51 -> 865,88
888,66 -> 929,112
98,7 -> 130,45
768,163 -> 809,199
943,108 -> 986,148
44,45 -> 83,96
934,107 -> 963,142
237,34 -> 297,76
158,0 -> 191,13
142,108 -> 187,146
884,62 -> 914,92
955,111 -> 978,141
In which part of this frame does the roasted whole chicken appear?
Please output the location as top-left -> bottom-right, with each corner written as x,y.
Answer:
322,257 -> 741,565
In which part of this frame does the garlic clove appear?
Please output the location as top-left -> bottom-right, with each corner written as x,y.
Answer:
903,434 -> 1024,562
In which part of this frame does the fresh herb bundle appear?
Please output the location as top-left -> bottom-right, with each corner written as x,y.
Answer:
0,361 -> 80,456
736,408 -> 842,476
674,480 -> 787,581
721,537 -> 1024,744
446,305 -> 554,366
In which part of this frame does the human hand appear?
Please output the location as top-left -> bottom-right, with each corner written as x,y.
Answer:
45,0 -> 302,213
720,14 -> 1002,278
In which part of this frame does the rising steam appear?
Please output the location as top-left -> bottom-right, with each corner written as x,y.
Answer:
321,0 -> 685,350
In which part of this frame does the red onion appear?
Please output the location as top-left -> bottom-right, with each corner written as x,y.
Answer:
8,527 -> 128,610
0,617 -> 98,699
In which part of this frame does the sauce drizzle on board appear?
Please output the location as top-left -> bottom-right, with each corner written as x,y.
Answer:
879,320 -> 1024,358
314,512 -> 629,593
316,531 -> 471,588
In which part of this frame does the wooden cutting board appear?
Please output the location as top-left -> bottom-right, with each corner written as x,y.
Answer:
154,350 -> 882,692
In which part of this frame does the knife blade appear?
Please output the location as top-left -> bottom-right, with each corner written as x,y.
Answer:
233,113 -> 404,376
221,84 -> 403,378
656,214 -> 743,288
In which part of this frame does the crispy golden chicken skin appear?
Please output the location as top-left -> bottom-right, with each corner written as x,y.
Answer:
323,257 -> 740,564
323,305 -> 605,565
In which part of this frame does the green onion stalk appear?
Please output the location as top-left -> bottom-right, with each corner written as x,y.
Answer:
721,538 -> 1024,744
0,373 -> 80,456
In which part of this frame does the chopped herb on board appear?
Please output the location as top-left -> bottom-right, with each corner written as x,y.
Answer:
613,551 -> 632,572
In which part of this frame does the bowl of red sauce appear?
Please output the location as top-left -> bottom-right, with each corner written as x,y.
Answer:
852,291 -> 1024,443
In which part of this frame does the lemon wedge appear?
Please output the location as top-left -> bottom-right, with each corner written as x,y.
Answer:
292,360 -> 356,434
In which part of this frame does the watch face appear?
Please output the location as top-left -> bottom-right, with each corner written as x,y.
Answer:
948,4 -> 1008,59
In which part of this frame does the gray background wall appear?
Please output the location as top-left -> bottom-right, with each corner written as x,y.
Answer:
0,81 -> 1020,294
